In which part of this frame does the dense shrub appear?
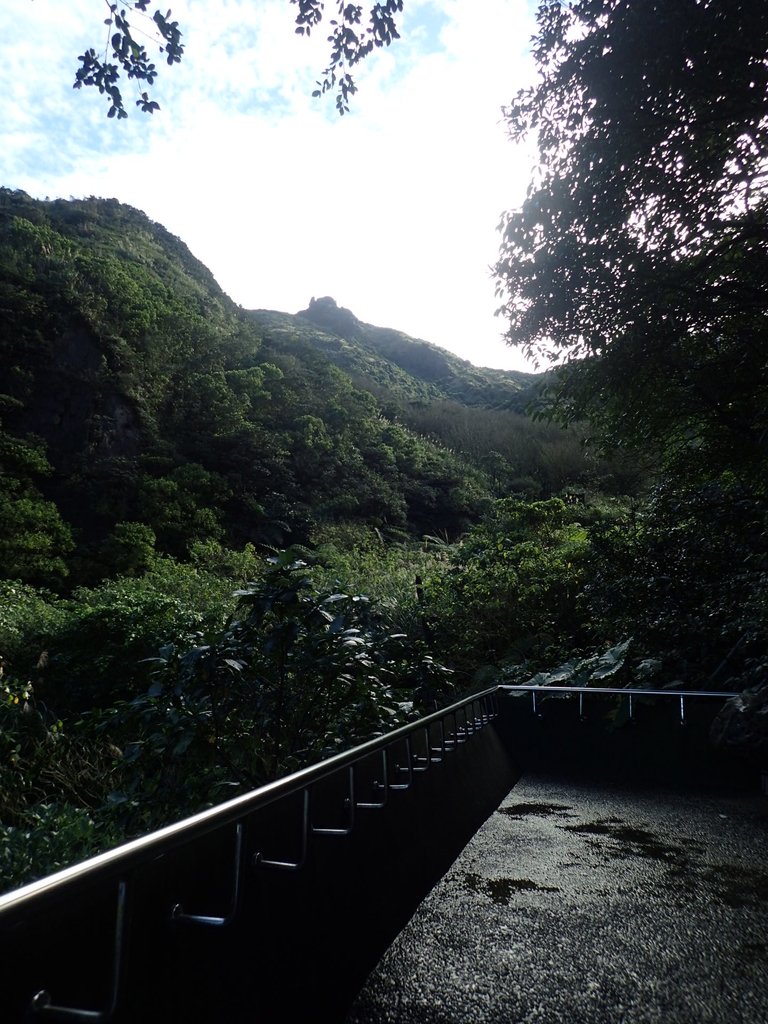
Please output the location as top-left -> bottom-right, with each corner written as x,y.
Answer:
423,498 -> 593,678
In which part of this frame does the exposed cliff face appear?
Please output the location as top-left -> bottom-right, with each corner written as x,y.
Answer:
9,327 -> 142,467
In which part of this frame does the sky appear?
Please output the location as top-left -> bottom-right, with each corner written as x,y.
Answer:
0,0 -> 539,372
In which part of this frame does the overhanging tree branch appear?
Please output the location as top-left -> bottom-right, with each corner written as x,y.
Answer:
73,0 -> 404,118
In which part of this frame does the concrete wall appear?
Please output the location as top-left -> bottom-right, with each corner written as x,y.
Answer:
2,721 -> 520,1023
497,691 -> 756,791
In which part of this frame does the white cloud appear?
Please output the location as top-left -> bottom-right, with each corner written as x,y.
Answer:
0,0 -> 539,371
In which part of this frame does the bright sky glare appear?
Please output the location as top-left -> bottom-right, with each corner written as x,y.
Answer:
0,0 -> 539,371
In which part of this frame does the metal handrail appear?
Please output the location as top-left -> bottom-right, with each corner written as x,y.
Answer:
501,684 -> 739,725
0,686 -> 499,923
501,686 -> 740,698
0,677 -> 741,1020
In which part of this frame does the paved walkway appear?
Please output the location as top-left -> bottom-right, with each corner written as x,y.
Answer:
347,775 -> 768,1024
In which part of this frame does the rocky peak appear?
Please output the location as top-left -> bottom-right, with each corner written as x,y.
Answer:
297,296 -> 364,340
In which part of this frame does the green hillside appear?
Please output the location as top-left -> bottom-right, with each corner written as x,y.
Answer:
250,300 -> 635,502
277,295 -> 535,408
0,191 -> 498,585
0,189 -> 618,589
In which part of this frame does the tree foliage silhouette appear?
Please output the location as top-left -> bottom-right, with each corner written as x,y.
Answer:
495,0 -> 768,467
76,0 -> 404,118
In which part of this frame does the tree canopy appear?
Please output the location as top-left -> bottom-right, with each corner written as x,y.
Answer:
76,1 -> 404,118
495,0 -> 768,468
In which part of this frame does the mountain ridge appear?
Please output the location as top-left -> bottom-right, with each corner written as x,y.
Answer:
297,294 -> 534,386
250,296 -> 539,413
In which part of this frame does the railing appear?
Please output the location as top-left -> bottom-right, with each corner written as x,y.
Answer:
1,682 -> 745,1021
0,687 -> 501,1022
500,685 -> 740,725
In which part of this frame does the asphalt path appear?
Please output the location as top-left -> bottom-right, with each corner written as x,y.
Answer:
346,774 -> 768,1024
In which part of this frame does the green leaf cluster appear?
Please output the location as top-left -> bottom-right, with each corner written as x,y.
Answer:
0,548 -> 454,888
422,497 -> 594,676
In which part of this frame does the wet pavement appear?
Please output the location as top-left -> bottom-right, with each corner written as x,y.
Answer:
346,774 -> 768,1023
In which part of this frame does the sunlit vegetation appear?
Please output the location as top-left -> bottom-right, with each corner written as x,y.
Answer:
3,0 -> 768,900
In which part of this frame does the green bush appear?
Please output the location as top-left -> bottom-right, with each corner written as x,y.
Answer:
0,674 -> 122,892
582,475 -> 768,689
311,524 -> 450,636
424,498 -> 592,676
106,552 -> 454,832
20,557 -> 258,713
0,803 -> 109,892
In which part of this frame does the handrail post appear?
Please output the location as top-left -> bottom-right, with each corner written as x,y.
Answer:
31,880 -> 128,1021
431,718 -> 447,760
411,726 -> 431,772
357,749 -> 389,809
171,822 -> 245,926
391,736 -> 414,790
254,789 -> 311,870
313,767 -> 356,835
